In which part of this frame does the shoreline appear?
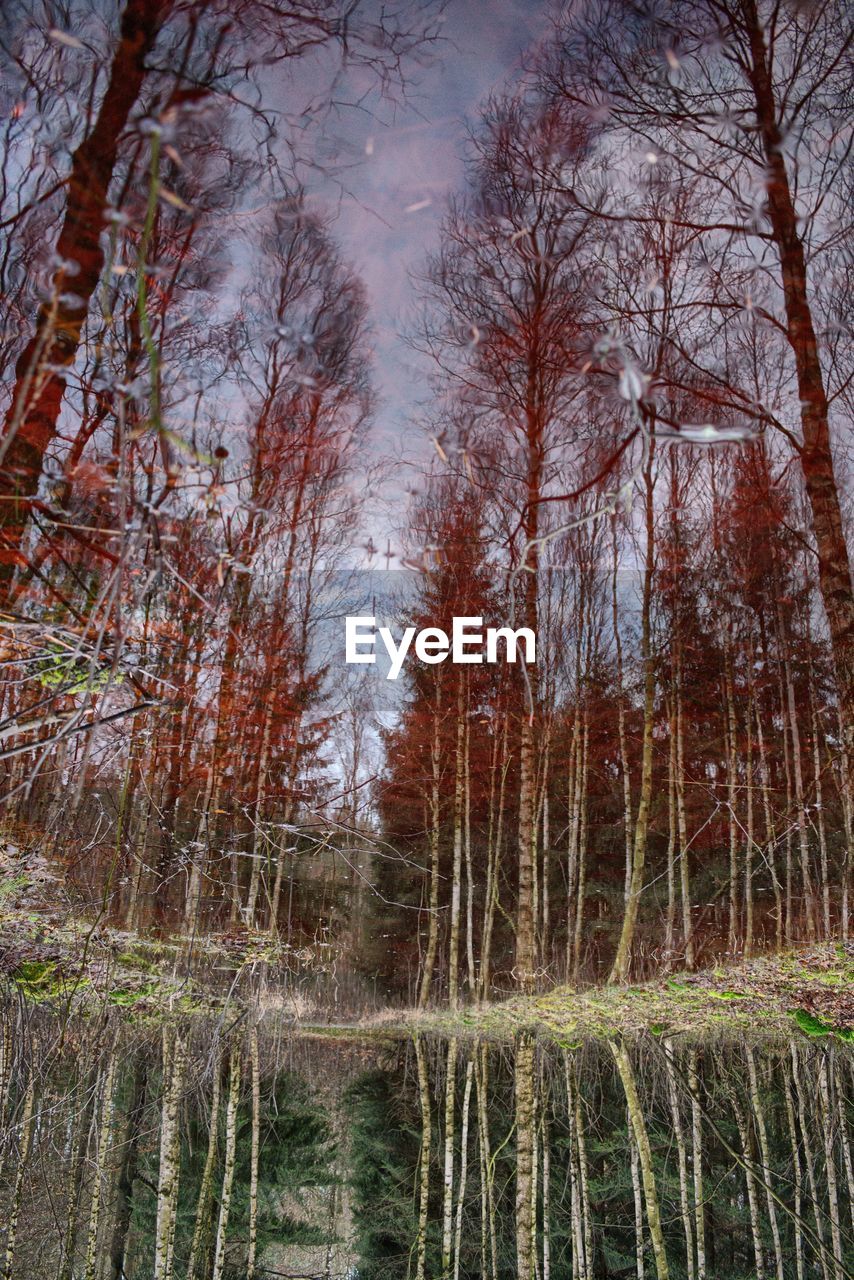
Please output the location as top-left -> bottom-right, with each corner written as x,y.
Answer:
3,904 -> 850,1044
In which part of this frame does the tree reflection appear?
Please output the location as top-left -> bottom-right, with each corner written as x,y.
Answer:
0,1001 -> 850,1278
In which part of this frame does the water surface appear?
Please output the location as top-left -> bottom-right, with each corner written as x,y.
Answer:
1,1004 -> 851,1278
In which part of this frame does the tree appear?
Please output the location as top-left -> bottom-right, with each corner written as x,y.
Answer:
543,0 -> 854,762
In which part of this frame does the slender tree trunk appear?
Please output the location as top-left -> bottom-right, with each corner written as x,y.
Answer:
816,1054 -> 844,1280
731,1088 -> 765,1280
464,709 -> 476,998
611,441 -> 656,983
187,1053 -> 222,1280
836,705 -> 852,941
517,710 -> 537,993
778,599 -> 817,938
564,1051 -> 586,1280
612,517 -> 634,914
480,712 -> 508,1002
833,1055 -> 854,1227
475,1044 -> 498,1280
247,1026 -> 261,1280
809,670 -> 832,938
791,1044 -> 830,1280
744,687 -> 756,957
211,1042 -> 241,1280
415,1036 -> 432,1280
724,655 -> 740,955
2,1072 -> 35,1280
573,710 -> 590,981
449,679 -> 465,1011
629,1116 -> 645,1280
246,707 -> 273,927
452,1059 -> 474,1280
0,0 -> 171,584
541,1098 -> 551,1280
565,700 -> 582,979
664,1040 -> 695,1280
154,1028 -> 184,1280
745,1048 -> 783,1280
441,1038 -> 458,1279
419,681 -> 443,1009
744,3 -> 854,767
688,1050 -> 705,1280
107,1059 -> 146,1280
84,1049 -> 117,1280
58,1061 -> 99,1280
514,1034 -> 536,1280
540,746 -> 551,972
753,676 -> 784,948
665,693 -> 678,966
611,1039 -> 670,1280
675,659 -> 694,967
783,1056 -> 805,1280
778,663 -> 796,943
516,419 -> 541,992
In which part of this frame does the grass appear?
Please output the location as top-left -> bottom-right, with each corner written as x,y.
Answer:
1,894 -> 851,1045
382,944 -> 854,1045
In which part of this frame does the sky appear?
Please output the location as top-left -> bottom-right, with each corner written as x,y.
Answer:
300,0 -> 552,561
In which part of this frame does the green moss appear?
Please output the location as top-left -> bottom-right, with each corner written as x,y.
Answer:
108,982 -> 158,1006
791,1008 -> 852,1043
12,960 -> 88,1002
116,949 -> 157,973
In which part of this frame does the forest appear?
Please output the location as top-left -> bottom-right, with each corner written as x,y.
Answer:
0,0 -> 851,1275
1,1002 -> 853,1277
0,0 -> 851,1002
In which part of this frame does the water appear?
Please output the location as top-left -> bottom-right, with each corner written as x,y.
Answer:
1,1002 -> 851,1278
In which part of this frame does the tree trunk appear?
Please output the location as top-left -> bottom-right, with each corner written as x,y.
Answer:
611,1039 -> 670,1280
153,1028 -> 184,1280
816,1053 -> 845,1280
514,1034 -> 536,1280
211,1042 -> 241,1280
783,1055 -> 805,1280
452,1059 -> 474,1280
744,1 -> 854,767
753,674 -> 783,948
441,1037 -> 458,1279
475,1044 -> 498,1280
419,681 -> 443,1009
629,1116 -> 645,1280
0,0 -> 170,585
612,517 -> 634,918
572,710 -> 590,982
790,1044 -> 830,1280
731,1088 -> 765,1280
247,1026 -> 261,1280
414,1036 -> 432,1280
84,1049 -> 117,1280
107,1060 -> 147,1280
449,679 -> 465,1011
688,1049 -> 706,1280
724,655 -> 740,955
745,1047 -> 783,1280
2,1072 -> 35,1280
665,692 -> 678,966
611,440 -> 656,983
664,1040 -> 695,1280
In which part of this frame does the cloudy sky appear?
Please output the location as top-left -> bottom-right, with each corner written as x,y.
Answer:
300,0 -> 552,560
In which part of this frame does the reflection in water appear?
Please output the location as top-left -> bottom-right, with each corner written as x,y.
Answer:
0,1005 -> 851,1278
